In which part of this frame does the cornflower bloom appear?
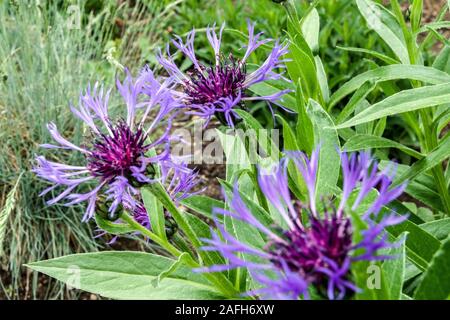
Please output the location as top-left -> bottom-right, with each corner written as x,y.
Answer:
158,20 -> 291,127
33,67 -> 179,221
199,150 -> 407,300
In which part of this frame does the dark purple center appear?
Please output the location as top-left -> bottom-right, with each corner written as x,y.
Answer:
183,55 -> 246,105
267,212 -> 353,293
87,121 -> 147,180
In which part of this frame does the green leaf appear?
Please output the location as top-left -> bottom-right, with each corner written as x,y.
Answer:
381,162 -> 444,213
94,214 -> 135,235
277,114 -> 308,203
388,200 -> 426,225
382,232 -> 407,300
145,182 -> 201,249
180,195 -> 224,219
277,114 -> 300,152
336,83 -> 450,128
25,252 -> 224,299
354,100 -> 372,135
383,208 -> 442,271
435,105 -> 450,134
183,213 -> 226,266
295,82 -> 314,154
216,130 -> 252,187
356,0 -> 409,64
433,46 -> 450,74
234,109 -> 280,160
410,0 -> 423,33
420,218 -> 450,241
405,260 -> 422,282
234,109 -> 263,130
373,117 -> 387,137
287,12 -> 315,58
142,186 -> 166,240
402,202 -> 433,223
151,252 -> 190,287
392,135 -> 450,186
418,22 -> 450,38
286,38 -> 319,101
315,56 -> 329,103
335,81 -> 377,123
336,46 -> 399,65
414,233 -> 450,299
307,99 -> 340,197
329,65 -> 450,109
219,179 -> 273,228
343,134 -> 423,159
349,190 -> 390,300
300,8 -> 320,53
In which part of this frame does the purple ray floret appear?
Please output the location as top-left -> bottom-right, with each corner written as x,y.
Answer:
198,150 -> 408,300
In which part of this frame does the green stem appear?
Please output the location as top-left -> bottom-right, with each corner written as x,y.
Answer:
148,182 -> 203,248
252,165 -> 270,212
142,183 -> 240,295
390,0 -> 418,65
120,212 -> 181,257
172,232 -> 196,257
431,166 -> 450,216
419,110 -> 450,215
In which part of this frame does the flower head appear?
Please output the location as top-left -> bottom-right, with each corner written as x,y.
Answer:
199,150 -> 407,300
158,20 -> 290,127
33,67 -> 178,221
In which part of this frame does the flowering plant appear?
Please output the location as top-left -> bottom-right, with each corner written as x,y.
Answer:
24,0 -> 450,301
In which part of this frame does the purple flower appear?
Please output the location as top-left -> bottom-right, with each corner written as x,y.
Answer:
198,150 -> 408,300
158,20 -> 291,127
131,202 -> 151,230
33,67 -> 178,221
162,161 -> 204,203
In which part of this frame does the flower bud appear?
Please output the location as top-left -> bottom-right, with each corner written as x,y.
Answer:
96,196 -> 122,221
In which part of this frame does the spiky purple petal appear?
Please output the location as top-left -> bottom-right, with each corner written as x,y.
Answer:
198,149 -> 408,300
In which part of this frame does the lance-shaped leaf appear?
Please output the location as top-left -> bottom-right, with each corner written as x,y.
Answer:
336,83 -> 450,128
382,232 -> 407,300
356,0 -> 409,64
26,252 -> 224,299
343,134 -> 423,159
414,233 -> 450,299
329,65 -> 450,108
307,99 -> 341,197
392,135 -> 450,186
